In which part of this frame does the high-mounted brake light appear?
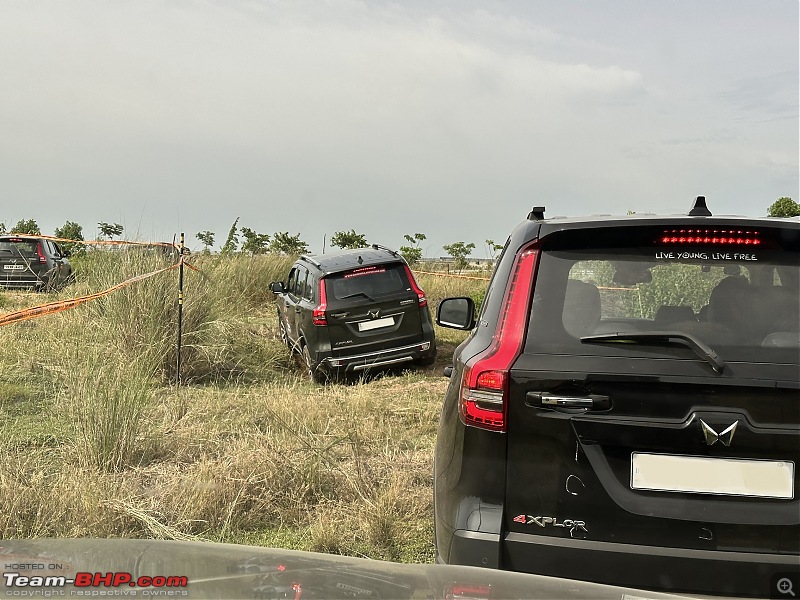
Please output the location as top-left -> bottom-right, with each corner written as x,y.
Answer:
36,242 -> 47,264
459,244 -> 539,432
403,265 -> 428,307
658,229 -> 761,246
313,279 -> 328,326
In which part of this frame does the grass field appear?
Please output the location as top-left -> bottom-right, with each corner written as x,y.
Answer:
0,252 -> 485,562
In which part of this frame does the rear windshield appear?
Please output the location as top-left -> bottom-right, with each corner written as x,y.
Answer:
327,264 -> 410,301
526,225 -> 800,363
0,240 -> 38,256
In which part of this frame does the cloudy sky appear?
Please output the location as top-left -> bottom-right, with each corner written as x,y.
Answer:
1,0 -> 797,255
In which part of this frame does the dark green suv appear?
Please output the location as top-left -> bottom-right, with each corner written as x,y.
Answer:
270,246 -> 436,382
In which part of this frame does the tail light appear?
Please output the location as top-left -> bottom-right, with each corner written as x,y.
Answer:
403,265 -> 427,307
313,279 -> 328,326
36,242 -> 47,264
459,243 -> 539,432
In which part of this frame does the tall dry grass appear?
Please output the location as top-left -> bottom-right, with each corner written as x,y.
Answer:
0,251 -> 468,562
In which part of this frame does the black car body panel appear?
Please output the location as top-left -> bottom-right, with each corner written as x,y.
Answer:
0,235 -> 73,290
272,246 -> 436,381
434,203 -> 800,597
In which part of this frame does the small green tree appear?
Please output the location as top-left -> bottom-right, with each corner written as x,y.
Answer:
0,222 -> 6,234
240,227 -> 271,255
11,219 -> 41,235
330,229 -> 368,249
221,218 -> 240,255
485,238 -> 503,260
98,222 -> 124,240
399,233 -> 426,266
269,232 -> 309,255
54,220 -> 85,256
443,241 -> 475,270
196,231 -> 215,253
767,197 -> 800,218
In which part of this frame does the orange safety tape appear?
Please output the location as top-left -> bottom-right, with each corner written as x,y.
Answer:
413,270 -> 491,281
0,259 -> 188,327
5,233 -> 177,249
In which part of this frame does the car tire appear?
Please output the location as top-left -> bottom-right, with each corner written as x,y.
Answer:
302,344 -> 326,384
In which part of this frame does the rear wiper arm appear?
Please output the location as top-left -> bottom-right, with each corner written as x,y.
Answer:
340,291 -> 374,301
581,331 -> 726,374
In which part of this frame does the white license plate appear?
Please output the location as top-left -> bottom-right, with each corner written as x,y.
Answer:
631,453 -> 794,499
358,317 -> 394,331
3,264 -> 24,270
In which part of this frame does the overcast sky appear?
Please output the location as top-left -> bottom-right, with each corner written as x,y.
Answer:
1,0 -> 797,255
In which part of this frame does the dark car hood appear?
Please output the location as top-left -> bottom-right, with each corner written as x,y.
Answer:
1,539 -> 707,599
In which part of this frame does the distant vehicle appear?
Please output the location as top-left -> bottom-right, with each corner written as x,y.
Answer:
0,235 -> 73,291
270,245 -> 436,382
433,198 -> 799,597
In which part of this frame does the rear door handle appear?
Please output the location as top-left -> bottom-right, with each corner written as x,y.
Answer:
526,392 -> 611,411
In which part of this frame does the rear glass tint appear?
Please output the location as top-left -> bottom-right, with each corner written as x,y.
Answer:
0,240 -> 38,256
526,225 -> 800,362
328,264 -> 410,300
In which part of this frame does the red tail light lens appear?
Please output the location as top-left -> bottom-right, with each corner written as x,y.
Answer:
36,242 -> 47,264
459,244 -> 539,432
313,279 -> 328,326
403,265 -> 427,307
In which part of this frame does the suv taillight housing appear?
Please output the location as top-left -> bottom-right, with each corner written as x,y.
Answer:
36,242 -> 47,264
403,265 -> 427,307
313,279 -> 328,326
459,244 -> 539,432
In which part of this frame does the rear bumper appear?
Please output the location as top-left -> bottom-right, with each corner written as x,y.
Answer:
449,530 -> 799,597
320,341 -> 435,373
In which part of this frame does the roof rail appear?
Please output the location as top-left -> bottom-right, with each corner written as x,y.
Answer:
371,244 -> 399,257
688,196 -> 712,217
527,206 -> 546,221
299,254 -> 322,268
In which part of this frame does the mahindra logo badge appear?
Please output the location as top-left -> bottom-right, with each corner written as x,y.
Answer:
699,419 -> 738,447
368,309 -> 380,319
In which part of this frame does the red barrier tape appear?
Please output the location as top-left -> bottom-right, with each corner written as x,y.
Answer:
4,233 -> 178,250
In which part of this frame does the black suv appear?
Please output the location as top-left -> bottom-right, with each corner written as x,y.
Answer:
434,198 -> 799,597
0,235 -> 73,291
270,246 -> 436,382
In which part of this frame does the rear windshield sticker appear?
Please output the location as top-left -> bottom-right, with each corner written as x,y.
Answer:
655,251 -> 757,261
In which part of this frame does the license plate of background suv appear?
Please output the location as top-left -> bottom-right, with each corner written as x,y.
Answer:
3,265 -> 24,270
358,317 -> 394,331
631,453 -> 794,499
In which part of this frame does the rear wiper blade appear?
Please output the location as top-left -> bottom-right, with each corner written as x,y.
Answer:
581,331 -> 726,374
340,291 -> 374,301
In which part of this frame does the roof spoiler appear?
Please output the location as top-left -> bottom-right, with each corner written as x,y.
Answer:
527,206 -> 546,221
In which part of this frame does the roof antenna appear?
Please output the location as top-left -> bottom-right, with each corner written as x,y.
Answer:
688,196 -> 712,217
527,206 -> 546,221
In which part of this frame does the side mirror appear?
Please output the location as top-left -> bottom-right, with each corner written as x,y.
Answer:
269,281 -> 285,294
436,297 -> 475,330
62,250 -> 72,258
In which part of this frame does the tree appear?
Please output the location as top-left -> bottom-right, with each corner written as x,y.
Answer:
196,231 -> 215,253
399,233 -> 426,266
269,232 -> 309,255
485,239 -> 503,260
221,218 -> 240,255
0,223 -> 5,234
443,241 -> 475,270
767,197 -> 800,218
54,221 -> 85,256
330,229 -> 368,249
240,227 -> 271,255
98,222 -> 124,240
11,219 -> 41,235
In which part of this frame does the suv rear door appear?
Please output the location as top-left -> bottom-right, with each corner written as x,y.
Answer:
502,223 -> 799,581
323,264 -> 425,357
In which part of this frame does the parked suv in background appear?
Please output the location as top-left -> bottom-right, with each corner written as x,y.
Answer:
434,198 -> 799,597
0,235 -> 73,291
270,245 -> 436,382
